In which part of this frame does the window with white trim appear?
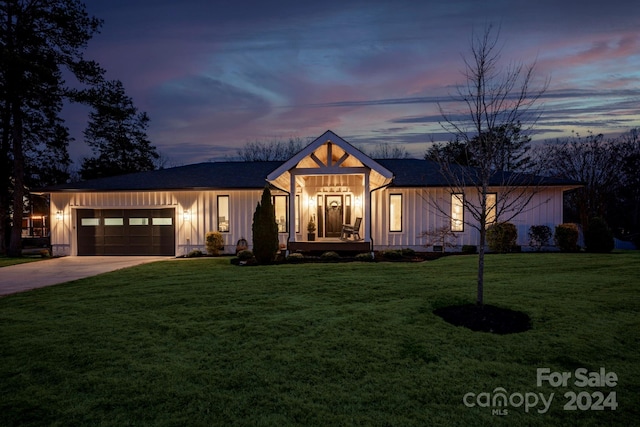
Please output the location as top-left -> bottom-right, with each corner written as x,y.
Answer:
486,193 -> 497,225
451,193 -> 464,232
273,195 -> 288,233
217,195 -> 229,232
389,194 -> 402,232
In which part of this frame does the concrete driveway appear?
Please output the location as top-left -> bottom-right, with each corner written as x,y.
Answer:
0,256 -> 172,297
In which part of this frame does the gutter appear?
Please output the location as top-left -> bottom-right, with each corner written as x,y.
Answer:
368,180 -> 394,257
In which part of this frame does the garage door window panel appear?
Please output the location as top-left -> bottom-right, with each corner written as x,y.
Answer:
152,218 -> 172,226
129,218 -> 149,226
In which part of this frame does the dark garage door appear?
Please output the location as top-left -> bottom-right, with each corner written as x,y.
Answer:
77,209 -> 175,256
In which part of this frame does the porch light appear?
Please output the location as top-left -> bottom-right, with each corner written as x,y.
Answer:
307,197 -> 316,208
183,210 -> 191,221
55,211 -> 63,221
355,196 -> 362,207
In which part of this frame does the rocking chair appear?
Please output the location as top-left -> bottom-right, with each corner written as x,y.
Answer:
341,217 -> 362,240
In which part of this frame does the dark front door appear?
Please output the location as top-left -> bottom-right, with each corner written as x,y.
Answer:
324,195 -> 343,238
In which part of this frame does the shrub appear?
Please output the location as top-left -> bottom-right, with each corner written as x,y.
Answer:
237,250 -> 254,261
554,223 -> 579,252
286,253 -> 305,263
528,225 -> 552,251
355,252 -> 374,262
205,231 -> 225,256
382,249 -> 403,260
486,222 -> 518,253
186,249 -> 203,258
461,245 -> 477,254
584,217 -> 614,253
252,186 -> 279,264
320,251 -> 340,262
401,248 -> 415,257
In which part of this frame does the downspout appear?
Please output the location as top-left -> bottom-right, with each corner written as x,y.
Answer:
286,173 -> 296,257
369,181 -> 394,258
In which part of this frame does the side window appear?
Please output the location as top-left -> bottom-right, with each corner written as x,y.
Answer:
451,193 -> 464,232
486,193 -> 497,224
389,194 -> 402,232
295,195 -> 300,233
273,195 -> 288,233
217,195 -> 229,232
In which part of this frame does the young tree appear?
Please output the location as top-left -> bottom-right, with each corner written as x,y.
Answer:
252,186 -> 279,264
80,80 -> 158,179
0,0 -> 103,256
434,25 -> 548,306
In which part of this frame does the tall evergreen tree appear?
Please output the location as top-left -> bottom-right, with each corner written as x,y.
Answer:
426,123 -> 532,172
252,186 -> 279,264
0,0 -> 102,256
80,80 -> 158,179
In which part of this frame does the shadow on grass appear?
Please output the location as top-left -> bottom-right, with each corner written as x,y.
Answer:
433,303 -> 532,334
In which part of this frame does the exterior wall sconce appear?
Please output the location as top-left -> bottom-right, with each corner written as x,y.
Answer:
183,210 -> 191,221
355,196 -> 362,207
56,210 -> 63,221
307,197 -> 316,208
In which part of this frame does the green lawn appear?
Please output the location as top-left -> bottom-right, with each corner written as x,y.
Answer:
1,253 -> 638,426
0,256 -> 45,268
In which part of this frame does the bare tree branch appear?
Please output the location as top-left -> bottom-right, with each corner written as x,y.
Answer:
432,24 -> 549,306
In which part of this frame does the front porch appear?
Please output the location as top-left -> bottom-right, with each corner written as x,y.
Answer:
266,131 -> 394,256
288,240 -> 371,255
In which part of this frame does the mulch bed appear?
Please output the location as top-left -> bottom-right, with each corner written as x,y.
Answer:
433,303 -> 532,334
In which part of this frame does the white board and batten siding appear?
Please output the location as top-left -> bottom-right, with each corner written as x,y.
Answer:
371,186 -> 566,252
49,190 -> 279,256
50,185 -> 566,256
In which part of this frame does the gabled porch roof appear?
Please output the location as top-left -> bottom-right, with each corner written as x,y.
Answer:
266,130 -> 394,191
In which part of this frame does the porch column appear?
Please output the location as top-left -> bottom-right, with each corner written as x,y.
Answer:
288,172 -> 296,244
364,171 -> 371,241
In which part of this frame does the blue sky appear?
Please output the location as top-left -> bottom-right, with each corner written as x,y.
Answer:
68,0 -> 640,165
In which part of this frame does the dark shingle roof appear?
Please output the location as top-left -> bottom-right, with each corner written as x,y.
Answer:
377,158 -> 580,187
41,159 -> 580,192
42,161 -> 284,192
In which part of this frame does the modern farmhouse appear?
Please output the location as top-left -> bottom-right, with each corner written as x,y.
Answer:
41,131 -> 579,257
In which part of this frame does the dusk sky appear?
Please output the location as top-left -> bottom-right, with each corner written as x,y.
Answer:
69,0 -> 640,166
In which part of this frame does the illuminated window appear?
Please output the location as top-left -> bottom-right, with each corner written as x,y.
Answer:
217,195 -> 229,232
486,193 -> 497,225
129,218 -> 149,226
389,194 -> 402,232
81,218 -> 100,226
152,218 -> 172,226
295,195 -> 300,233
273,195 -> 288,233
451,193 -> 464,232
